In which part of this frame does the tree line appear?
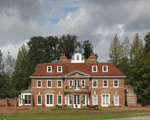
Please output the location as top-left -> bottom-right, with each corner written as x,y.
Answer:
0,34 -> 95,98
109,32 -> 150,106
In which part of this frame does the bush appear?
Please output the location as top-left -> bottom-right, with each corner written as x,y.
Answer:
56,104 -> 59,107
64,104 -> 67,107
8,103 -> 11,106
95,105 -> 98,107
75,104 -> 78,108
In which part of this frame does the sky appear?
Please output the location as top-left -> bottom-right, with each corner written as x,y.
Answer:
0,0 -> 150,62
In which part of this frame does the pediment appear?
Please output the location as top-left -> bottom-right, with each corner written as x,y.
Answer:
44,90 -> 55,94
64,70 -> 90,77
100,90 -> 111,94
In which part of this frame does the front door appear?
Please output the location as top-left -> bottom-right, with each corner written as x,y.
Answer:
74,80 -> 80,90
74,95 -> 80,108
46,95 -> 53,106
102,95 -> 109,107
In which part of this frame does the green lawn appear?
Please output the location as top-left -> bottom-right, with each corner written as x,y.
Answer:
0,110 -> 150,120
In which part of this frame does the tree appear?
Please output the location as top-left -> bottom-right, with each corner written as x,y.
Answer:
12,44 -> 29,96
144,32 -> 150,53
108,34 -> 123,68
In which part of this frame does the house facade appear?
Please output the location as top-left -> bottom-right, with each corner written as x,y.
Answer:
19,46 -> 137,108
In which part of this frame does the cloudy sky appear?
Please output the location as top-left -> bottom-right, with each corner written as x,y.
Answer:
0,0 -> 150,62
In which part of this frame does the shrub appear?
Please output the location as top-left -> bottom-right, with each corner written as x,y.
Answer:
56,104 -> 59,107
75,104 -> 78,108
95,105 -> 98,107
64,104 -> 67,107
8,103 -> 11,106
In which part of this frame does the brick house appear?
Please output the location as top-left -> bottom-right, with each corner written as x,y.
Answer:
19,46 -> 137,108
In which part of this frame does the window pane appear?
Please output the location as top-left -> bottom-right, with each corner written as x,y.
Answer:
83,95 -> 85,104
25,95 -> 31,104
38,81 -> 41,87
82,80 -> 85,87
58,96 -> 61,104
38,95 -> 41,104
58,81 -> 61,87
48,81 -> 51,87
93,80 -> 97,87
103,80 -> 107,87
68,95 -> 71,104
69,80 -> 72,87
50,95 -> 52,104
74,95 -> 76,104
93,95 -> 97,105
47,95 -> 49,104
114,80 -> 118,87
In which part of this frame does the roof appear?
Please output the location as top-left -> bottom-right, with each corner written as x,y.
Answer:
21,88 -> 31,93
125,85 -> 134,93
31,62 -> 124,76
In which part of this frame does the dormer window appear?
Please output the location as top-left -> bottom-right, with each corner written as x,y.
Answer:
82,56 -> 84,60
92,66 -> 97,72
47,66 -> 52,72
72,56 -> 74,60
57,66 -> 62,72
102,65 -> 108,72
77,55 -> 79,60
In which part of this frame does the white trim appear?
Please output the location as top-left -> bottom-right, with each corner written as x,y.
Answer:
114,95 -> 119,105
37,80 -> 42,88
47,66 -> 52,72
92,65 -> 98,72
57,66 -> 62,72
113,80 -> 119,88
57,80 -> 62,88
45,94 -> 53,106
102,65 -> 108,72
69,80 -> 73,88
37,95 -> 42,105
57,95 -> 62,105
47,80 -> 52,88
103,80 -> 108,88
93,95 -> 98,105
92,80 -> 97,88
81,80 -> 85,88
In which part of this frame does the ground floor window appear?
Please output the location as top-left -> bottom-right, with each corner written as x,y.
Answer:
114,95 -> 119,105
57,95 -> 62,105
25,95 -> 31,104
68,95 -> 72,105
82,95 -> 86,105
74,95 -> 80,104
46,95 -> 53,106
93,95 -> 97,105
102,95 -> 109,106
37,95 -> 42,105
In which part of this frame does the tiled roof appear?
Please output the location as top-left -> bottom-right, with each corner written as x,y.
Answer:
32,62 -> 124,76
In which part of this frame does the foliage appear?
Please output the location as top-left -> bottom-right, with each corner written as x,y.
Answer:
144,32 -> 150,53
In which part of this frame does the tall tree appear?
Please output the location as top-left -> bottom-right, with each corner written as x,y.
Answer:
108,34 -> 123,68
144,32 -> 150,53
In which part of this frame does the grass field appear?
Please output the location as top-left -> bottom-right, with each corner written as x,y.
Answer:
0,110 -> 150,120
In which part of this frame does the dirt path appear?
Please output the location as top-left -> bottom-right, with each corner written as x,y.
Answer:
103,116 -> 150,120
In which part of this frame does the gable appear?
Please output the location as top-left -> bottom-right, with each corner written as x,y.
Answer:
64,70 -> 90,77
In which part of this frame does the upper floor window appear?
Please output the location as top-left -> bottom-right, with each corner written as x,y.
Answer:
57,66 -> 62,72
57,80 -> 62,88
77,55 -> 79,60
37,80 -> 42,88
69,80 -> 73,88
92,80 -> 97,88
92,66 -> 97,72
47,80 -> 52,88
102,65 -> 108,72
81,80 -> 85,88
103,80 -> 108,87
113,80 -> 119,87
47,66 -> 52,72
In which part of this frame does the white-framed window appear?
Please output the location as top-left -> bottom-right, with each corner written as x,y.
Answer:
57,95 -> 62,105
47,80 -> 52,88
37,80 -> 42,88
68,95 -> 72,105
103,80 -> 108,87
69,80 -> 73,88
92,66 -> 98,72
46,95 -> 53,106
102,95 -> 109,106
77,55 -> 79,60
25,95 -> 31,105
113,80 -> 119,87
102,65 -> 108,72
57,66 -> 62,72
82,95 -> 86,105
114,95 -> 119,105
37,95 -> 42,105
47,66 -> 52,72
57,80 -> 62,88
92,80 -> 97,88
81,80 -> 85,88
93,95 -> 97,105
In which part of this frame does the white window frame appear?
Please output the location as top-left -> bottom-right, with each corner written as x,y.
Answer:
102,65 -> 108,72
57,80 -> 62,88
57,66 -> 62,72
103,80 -> 108,88
93,95 -> 98,105
47,66 -> 52,72
37,95 -> 42,105
45,94 -> 53,106
81,80 -> 85,88
37,80 -> 42,88
101,94 -> 110,107
92,65 -> 98,72
68,95 -> 72,105
25,95 -> 31,105
47,80 -> 52,88
92,80 -> 97,88
57,95 -> 62,105
82,95 -> 86,105
69,80 -> 73,88
113,80 -> 119,87
114,95 -> 119,105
